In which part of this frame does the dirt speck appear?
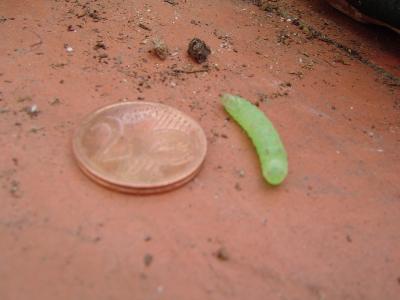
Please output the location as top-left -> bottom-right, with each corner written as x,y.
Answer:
237,169 -> 245,177
188,38 -> 210,63
214,247 -> 229,261
93,236 -> 102,243
234,182 -> 242,191
93,41 -> 107,50
50,98 -> 61,105
29,127 -> 44,134
139,23 -> 151,31
24,105 -> 40,118
67,25 -> 76,32
277,30 -> 292,45
144,253 -> 153,267
64,44 -> 74,53
164,0 -> 177,5
258,93 -> 269,103
10,180 -> 21,198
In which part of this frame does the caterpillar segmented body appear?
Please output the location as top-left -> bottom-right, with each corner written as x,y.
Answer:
222,94 -> 288,185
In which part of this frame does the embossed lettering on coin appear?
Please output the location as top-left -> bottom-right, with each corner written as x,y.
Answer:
73,102 -> 207,193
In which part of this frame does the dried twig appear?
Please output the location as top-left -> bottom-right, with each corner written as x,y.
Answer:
172,68 -> 210,74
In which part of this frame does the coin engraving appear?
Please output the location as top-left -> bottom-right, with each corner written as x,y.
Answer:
73,102 -> 207,193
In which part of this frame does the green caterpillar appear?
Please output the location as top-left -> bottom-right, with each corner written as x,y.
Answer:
221,94 -> 288,186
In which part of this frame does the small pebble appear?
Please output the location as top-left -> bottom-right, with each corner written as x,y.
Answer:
187,38 -> 211,63
25,104 -> 40,117
64,44 -> 74,52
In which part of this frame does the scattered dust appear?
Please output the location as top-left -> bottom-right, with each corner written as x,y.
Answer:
254,0 -> 400,86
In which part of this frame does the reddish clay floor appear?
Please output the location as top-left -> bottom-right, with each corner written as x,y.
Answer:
0,0 -> 399,299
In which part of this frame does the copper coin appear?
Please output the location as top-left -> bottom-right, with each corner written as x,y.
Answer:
72,101 -> 207,194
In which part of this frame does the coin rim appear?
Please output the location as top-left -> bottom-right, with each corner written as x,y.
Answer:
72,101 -> 207,193
75,157 -> 204,194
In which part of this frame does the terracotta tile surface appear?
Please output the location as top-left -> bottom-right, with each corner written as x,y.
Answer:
0,0 -> 399,299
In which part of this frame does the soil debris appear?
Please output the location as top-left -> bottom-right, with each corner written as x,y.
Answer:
237,169 -> 245,177
17,96 -> 32,103
172,65 -> 210,74
190,19 -> 201,26
97,53 -> 109,62
234,182 -> 242,191
143,253 -> 153,267
333,55 -> 350,66
393,100 -> 400,110
50,63 -> 67,69
277,30 -> 292,45
29,127 -> 44,134
188,38 -> 211,64
164,0 -> 177,5
257,0 -> 279,12
24,105 -> 40,118
93,41 -> 106,50
253,0 -> 400,86
64,44 -> 74,53
139,23 -> 151,31
10,180 -> 21,198
288,71 -> 303,79
151,38 -> 169,60
88,10 -> 101,22
77,8 -> 102,22
258,93 -> 269,103
214,247 -> 229,261
67,25 -> 76,32
49,98 -> 61,105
